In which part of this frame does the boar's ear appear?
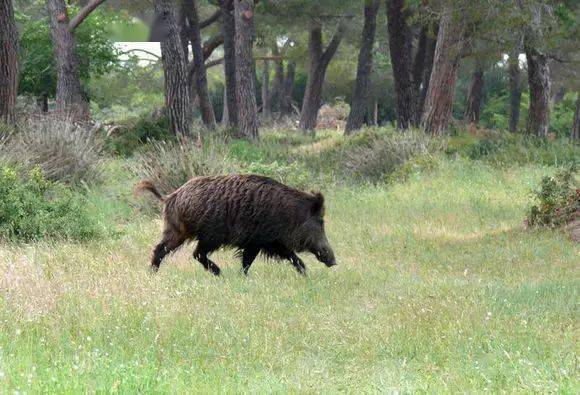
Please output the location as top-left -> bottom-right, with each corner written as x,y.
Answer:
311,192 -> 325,216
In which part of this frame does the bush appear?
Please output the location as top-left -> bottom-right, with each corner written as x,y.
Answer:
1,116 -> 103,185
449,132 -> 579,167
0,165 -> 100,241
243,160 -> 313,190
130,139 -> 235,206
104,113 -> 175,156
526,165 -> 579,228
339,128 -> 446,182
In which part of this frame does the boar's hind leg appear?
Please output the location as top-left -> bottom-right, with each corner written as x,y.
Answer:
193,243 -> 221,276
151,233 -> 185,273
241,247 -> 260,275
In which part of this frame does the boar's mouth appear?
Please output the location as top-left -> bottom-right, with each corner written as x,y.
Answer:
311,248 -> 336,267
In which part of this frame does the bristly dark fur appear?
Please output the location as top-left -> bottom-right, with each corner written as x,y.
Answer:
137,174 -> 336,276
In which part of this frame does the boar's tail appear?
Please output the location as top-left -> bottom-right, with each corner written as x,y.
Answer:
135,180 -> 165,202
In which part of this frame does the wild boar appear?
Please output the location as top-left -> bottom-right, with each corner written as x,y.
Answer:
136,174 -> 336,276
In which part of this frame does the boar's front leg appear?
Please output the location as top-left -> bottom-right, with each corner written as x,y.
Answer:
287,252 -> 307,275
266,243 -> 307,275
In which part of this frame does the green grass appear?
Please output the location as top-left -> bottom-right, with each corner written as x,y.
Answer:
0,131 -> 578,392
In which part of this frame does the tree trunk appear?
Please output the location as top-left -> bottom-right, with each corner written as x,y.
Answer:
234,0 -> 259,139
47,0 -> 89,120
270,44 -> 284,113
37,94 -> 49,112
508,50 -> 521,133
420,6 -> 464,135
299,19 -> 346,132
261,60 -> 271,118
280,60 -> 295,116
386,0 -> 417,129
524,37 -> 550,137
222,87 -> 229,124
418,24 -> 437,117
345,0 -> 379,134
551,86 -> 565,106
463,60 -> 484,124
184,0 -> 216,129
154,0 -> 192,136
220,0 -> 237,128
572,93 -> 579,140
0,0 -> 19,124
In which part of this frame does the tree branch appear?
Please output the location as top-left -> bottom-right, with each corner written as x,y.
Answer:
203,34 -> 224,59
69,0 -> 108,31
200,9 -> 222,29
118,49 -> 161,59
320,19 -> 346,67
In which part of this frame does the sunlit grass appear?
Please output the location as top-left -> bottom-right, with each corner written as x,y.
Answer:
0,152 -> 578,392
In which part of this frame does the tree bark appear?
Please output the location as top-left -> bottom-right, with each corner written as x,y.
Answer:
183,0 -> 216,129
345,0 -> 379,134
154,0 -> 192,136
47,0 -> 89,120
572,93 -> 579,140
418,24 -> 437,117
234,0 -> 259,139
463,60 -> 484,124
261,60 -> 271,118
280,60 -> 295,116
420,6 -> 464,135
386,0 -> 417,129
270,43 -> 284,113
524,37 -> 550,137
508,50 -> 521,133
299,19 -> 346,132
220,0 -> 238,128
222,87 -> 229,124
37,94 -> 49,113
415,26 -> 438,120
0,0 -> 19,124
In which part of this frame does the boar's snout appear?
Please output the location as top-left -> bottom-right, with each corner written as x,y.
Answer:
311,242 -> 336,267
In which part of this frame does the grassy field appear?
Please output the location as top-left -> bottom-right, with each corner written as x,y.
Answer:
0,131 -> 578,392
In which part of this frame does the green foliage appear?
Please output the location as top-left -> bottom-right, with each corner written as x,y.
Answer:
89,59 -> 164,122
18,8 -> 119,99
551,93 -> 578,137
104,114 -> 175,156
448,132 -> 579,167
526,165 -> 579,228
242,161 -> 313,190
0,165 -> 99,241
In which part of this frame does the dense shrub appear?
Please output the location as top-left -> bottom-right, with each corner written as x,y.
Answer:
130,139 -> 235,196
1,116 -> 103,185
449,132 -> 579,167
242,161 -> 313,190
104,114 -> 175,156
338,128 -> 446,182
0,165 -> 100,241
526,166 -> 579,228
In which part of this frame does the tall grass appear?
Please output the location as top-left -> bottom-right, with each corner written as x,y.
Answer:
0,116 -> 103,185
0,127 -> 578,392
